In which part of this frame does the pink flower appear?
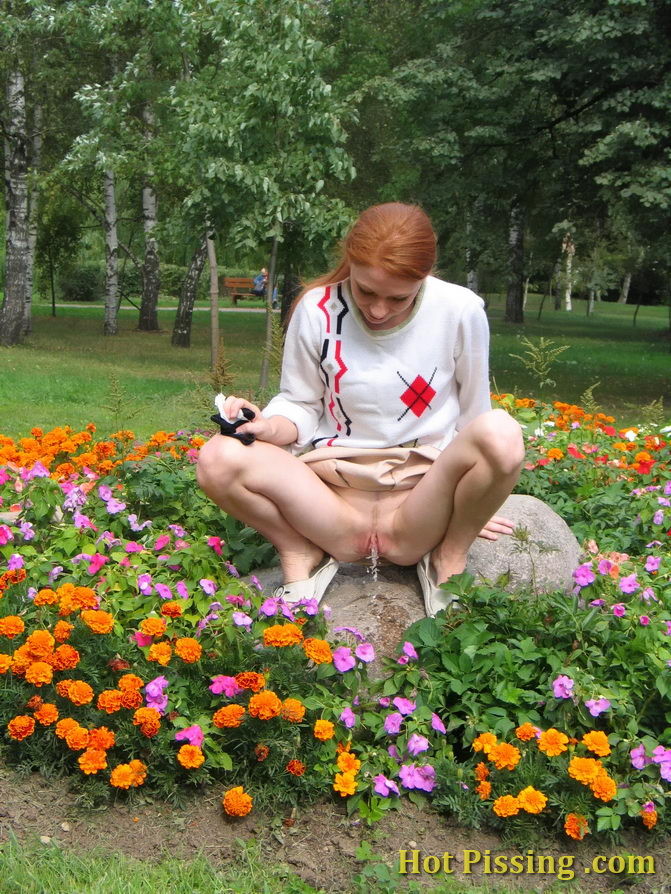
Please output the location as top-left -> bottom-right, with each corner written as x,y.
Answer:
125,542 -> 144,553
259,598 -> 279,617
645,556 -> 661,573
383,713 -> 403,735
87,554 -> 108,575
199,578 -> 217,595
407,733 -> 430,756
7,554 -> 24,571
333,647 -> 356,673
106,497 -> 126,514
392,697 -> 416,716
585,697 -> 611,717
612,603 -> 626,617
154,534 -> 171,551
355,643 -> 375,663
73,510 -> 97,530
640,615 -> 651,626
373,774 -> 400,797
176,581 -> 189,599
209,675 -> 242,696
339,707 -> 356,728
207,536 -> 223,556
132,631 -> 153,647
597,559 -> 612,575
175,725 -> 204,748
573,563 -> 595,587
431,713 -> 447,734
552,675 -> 574,699
137,573 -> 153,595
402,641 -> 418,660
399,763 -> 436,792
619,574 -> 639,594
232,612 -> 252,628
0,525 -> 13,546
155,583 -> 173,600
630,744 -> 649,769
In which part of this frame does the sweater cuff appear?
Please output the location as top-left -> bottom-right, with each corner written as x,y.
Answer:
261,398 -> 317,450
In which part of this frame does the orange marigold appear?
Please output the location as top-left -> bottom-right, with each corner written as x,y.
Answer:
23,629 -> 54,659
0,615 -> 25,639
97,689 -> 123,713
33,703 -> 59,726
582,730 -> 611,757
81,609 -> 115,634
280,698 -> 306,723
302,638 -> 333,664
78,748 -> 108,775
641,809 -> 658,830
174,637 -> 202,663
120,689 -> 144,710
51,644 -> 80,671
590,774 -> 617,802
26,695 -> 43,710
128,759 -> 147,786
337,751 -> 361,774
160,601 -> 183,618
110,764 -> 135,789
213,704 -> 246,728
222,786 -> 253,817
262,623 -> 304,647
88,726 -> 116,750
53,621 -> 74,642
25,661 -> 54,686
286,759 -> 306,777
140,617 -> 167,638
235,671 -> 266,692
333,771 -> 358,797
0,654 -> 12,674
474,762 -> 489,781
475,780 -> 492,800
248,691 -> 282,721
564,813 -> 589,840
147,642 -> 172,666
66,680 -> 94,706
568,756 -> 604,785
132,707 -> 161,737
177,745 -> 205,769
472,732 -> 497,755
65,725 -> 90,751
7,714 -> 35,741
313,719 -> 335,741
538,728 -> 569,756
515,722 -> 539,741
492,795 -> 521,817
33,588 -> 58,607
55,717 -> 79,739
488,742 -> 521,771
517,786 -> 547,814
118,673 -> 144,691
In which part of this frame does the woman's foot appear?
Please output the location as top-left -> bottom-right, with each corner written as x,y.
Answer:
274,555 -> 340,605
417,551 -> 465,618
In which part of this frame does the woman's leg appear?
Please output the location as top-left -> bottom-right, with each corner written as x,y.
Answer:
196,435 -> 367,582
382,409 -> 525,582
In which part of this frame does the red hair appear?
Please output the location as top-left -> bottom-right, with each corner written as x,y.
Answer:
295,203 -> 437,308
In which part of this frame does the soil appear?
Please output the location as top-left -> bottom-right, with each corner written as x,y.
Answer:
1,760 -> 669,893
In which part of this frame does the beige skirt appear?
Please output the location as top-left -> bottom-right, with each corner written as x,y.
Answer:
299,445 -> 440,492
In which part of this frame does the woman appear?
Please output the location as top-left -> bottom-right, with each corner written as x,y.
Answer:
197,203 -> 525,616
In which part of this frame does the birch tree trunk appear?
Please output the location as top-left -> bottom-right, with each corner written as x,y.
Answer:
618,272 -> 632,304
206,233 -> 219,369
22,102 -> 42,335
587,288 -> 595,316
562,233 -> 575,312
553,258 -> 562,310
138,106 -> 160,331
172,236 -> 208,347
0,70 -> 29,347
504,198 -> 524,324
259,235 -> 279,389
103,169 -> 119,335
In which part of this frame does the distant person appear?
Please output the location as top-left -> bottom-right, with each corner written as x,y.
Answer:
252,267 -> 268,297
198,203 -> 524,616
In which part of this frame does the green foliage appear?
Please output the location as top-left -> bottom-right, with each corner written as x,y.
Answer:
509,337 -> 570,392
58,264 -> 104,303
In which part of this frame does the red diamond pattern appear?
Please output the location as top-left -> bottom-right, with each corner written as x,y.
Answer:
400,376 -> 435,417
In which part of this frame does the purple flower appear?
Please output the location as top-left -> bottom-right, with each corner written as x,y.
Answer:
333,625 -> 365,642
378,697 -> 391,708
199,578 -> 217,595
98,485 -> 113,501
340,707 -> 356,728
63,487 -> 87,511
640,587 -> 656,602
155,583 -> 173,600
645,556 -> 661,573
402,641 -> 418,660
383,713 -> 404,735
7,554 -> 24,571
176,581 -> 189,599
373,774 -> 400,797
597,559 -> 612,575
232,611 -> 252,628
399,763 -> 436,793
619,573 -> 639,594
552,675 -> 574,699
224,561 -> 239,578
175,725 -> 204,747
128,514 -> 152,532
589,598 -> 605,607
585,697 -> 611,717
640,615 -> 651,626
573,563 -> 595,587
106,497 -> 126,514
613,603 -> 626,618
146,692 -> 168,714
333,646 -> 356,673
168,524 -> 187,538
431,713 -> 447,734
660,762 -> 671,782
355,643 -> 375,663
397,655 -> 409,665
298,597 -> 320,616
653,510 -> 664,525
19,521 -> 34,541
137,573 -> 153,595
407,733 -> 430,756
630,744 -> 648,769
209,675 -> 242,696
652,745 -> 671,764
392,697 -> 416,716
249,575 -> 263,591
24,461 -> 49,480
259,597 -> 279,617
48,565 -> 63,582
388,744 -> 402,762
144,676 -> 169,699
665,481 -> 671,496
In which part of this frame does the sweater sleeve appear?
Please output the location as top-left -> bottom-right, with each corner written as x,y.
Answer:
261,297 -> 324,450
454,297 -> 492,430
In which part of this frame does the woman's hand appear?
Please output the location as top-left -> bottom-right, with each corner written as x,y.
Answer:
477,515 -> 515,541
216,395 -> 296,446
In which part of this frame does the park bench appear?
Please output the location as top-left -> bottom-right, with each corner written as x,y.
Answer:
219,276 -> 262,306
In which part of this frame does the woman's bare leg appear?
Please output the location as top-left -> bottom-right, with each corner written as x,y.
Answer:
196,435 -> 367,582
383,410 -> 525,582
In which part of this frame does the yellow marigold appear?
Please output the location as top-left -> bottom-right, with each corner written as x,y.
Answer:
474,762 -> 489,781
25,661 -> 54,686
302,638 -> 333,664
248,690 -> 282,720
177,745 -> 205,769
7,715 -> 35,741
314,719 -> 335,741
280,698 -> 306,723
337,751 -> 361,774
33,588 -> 58,607
53,621 -> 74,642
582,730 -> 611,757
120,689 -> 144,710
0,654 -> 12,674
333,771 -> 358,797
110,764 -> 135,789
222,786 -> 253,817
51,644 -> 80,671
590,774 -> 617,802
475,780 -> 492,800
488,742 -> 521,771
118,673 -> 144,691
641,809 -> 658,830
564,813 -> 589,840
78,748 -> 108,775
174,637 -> 202,663
213,704 -> 246,728
140,617 -> 167,638
23,629 -> 55,659
55,717 -> 79,739
81,610 -> 115,634
492,795 -> 520,817
235,671 -> 266,692
515,722 -> 539,741
286,759 -> 306,777
66,680 -> 94,706
128,759 -> 147,787
472,732 -> 497,755
568,756 -> 604,785
96,689 -> 123,713
88,726 -> 116,750
0,615 -> 25,639
262,623 -> 304,647
517,786 -> 547,814
33,702 -> 59,726
147,642 -> 172,666
538,728 -> 569,756
65,725 -> 90,751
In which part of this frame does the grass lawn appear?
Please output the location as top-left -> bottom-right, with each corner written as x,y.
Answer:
0,296 -> 668,439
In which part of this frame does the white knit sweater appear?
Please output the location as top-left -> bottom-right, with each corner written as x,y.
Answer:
262,276 -> 492,454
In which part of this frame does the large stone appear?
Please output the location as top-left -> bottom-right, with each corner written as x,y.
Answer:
247,494 -> 581,665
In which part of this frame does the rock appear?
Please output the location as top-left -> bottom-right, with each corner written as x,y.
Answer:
245,494 -> 581,665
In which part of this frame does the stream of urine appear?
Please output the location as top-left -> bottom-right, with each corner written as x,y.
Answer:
366,540 -> 380,582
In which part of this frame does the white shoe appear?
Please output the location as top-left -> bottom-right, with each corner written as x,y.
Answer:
417,553 -> 459,618
273,556 -> 339,605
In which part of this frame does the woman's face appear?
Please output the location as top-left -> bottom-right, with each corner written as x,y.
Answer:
348,263 -> 424,331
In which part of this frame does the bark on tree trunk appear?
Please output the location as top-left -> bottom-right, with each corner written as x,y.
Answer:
618,272 -> 632,304
562,233 -> 575,312
207,233 -> 219,370
465,197 -> 482,295
22,102 -> 42,335
553,259 -> 561,311
172,236 -> 208,348
504,199 -> 524,324
259,236 -> 279,390
138,105 -> 160,331
587,288 -> 595,316
103,170 -> 119,336
0,69 -> 29,347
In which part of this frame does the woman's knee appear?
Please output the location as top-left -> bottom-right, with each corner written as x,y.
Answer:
195,435 -> 246,494
475,409 -> 525,475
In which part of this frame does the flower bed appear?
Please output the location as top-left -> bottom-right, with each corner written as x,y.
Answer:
0,403 -> 669,842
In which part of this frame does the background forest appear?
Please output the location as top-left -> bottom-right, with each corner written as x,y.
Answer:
1,0 -> 670,351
